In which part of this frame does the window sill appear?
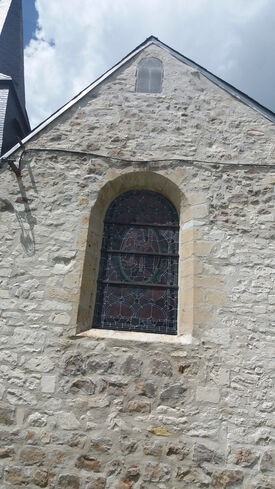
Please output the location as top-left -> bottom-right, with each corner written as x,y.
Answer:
78,328 -> 194,345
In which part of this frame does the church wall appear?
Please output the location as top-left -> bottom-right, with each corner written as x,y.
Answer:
29,45 -> 275,165
0,45 -> 274,488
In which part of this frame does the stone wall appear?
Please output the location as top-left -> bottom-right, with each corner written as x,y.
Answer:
0,44 -> 274,488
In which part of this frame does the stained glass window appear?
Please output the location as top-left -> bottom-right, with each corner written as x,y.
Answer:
92,190 -> 179,335
136,58 -> 163,93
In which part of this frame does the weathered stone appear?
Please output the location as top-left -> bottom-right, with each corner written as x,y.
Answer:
150,358 -> 173,377
120,436 -> 138,454
147,425 -> 172,436
160,383 -> 186,399
90,438 -> 112,453
116,480 -> 133,489
0,407 -> 14,425
75,455 -> 100,471
177,466 -> 212,485
121,356 -> 142,376
196,386 -> 220,403
144,442 -> 163,457
127,400 -> 151,412
25,356 -> 54,372
86,477 -> 106,489
244,475 -> 275,489
19,446 -> 45,465
41,375 -> 56,393
27,412 -> 48,427
63,353 -> 86,376
106,459 -> 123,476
260,449 -> 275,472
5,466 -> 30,485
47,450 -> 67,466
144,463 -> 171,482
167,442 -> 189,459
0,446 -> 15,458
193,443 -> 222,464
32,469 -> 49,488
57,412 -> 80,430
233,447 -> 257,467
176,466 -> 191,480
57,474 -> 80,489
135,381 -> 156,398
126,465 -> 140,481
213,469 -> 244,488
69,378 -> 96,394
86,359 -> 114,373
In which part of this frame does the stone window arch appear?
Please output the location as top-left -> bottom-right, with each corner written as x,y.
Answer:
92,190 -> 179,335
75,171 -> 198,343
136,57 -> 163,93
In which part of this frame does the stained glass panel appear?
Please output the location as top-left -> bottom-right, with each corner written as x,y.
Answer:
92,190 -> 179,335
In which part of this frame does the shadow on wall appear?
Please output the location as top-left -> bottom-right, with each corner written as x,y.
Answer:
0,160 -> 38,256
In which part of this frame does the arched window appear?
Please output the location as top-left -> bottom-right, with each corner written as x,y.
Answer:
136,57 -> 163,93
92,190 -> 179,335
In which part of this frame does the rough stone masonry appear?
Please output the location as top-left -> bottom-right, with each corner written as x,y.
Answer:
0,43 -> 274,488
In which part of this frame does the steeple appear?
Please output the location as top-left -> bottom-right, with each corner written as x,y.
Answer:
0,0 -> 25,105
0,0 -> 30,156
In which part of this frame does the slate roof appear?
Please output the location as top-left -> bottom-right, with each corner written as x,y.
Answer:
0,72 -> 11,80
2,35 -> 275,160
0,0 -> 12,35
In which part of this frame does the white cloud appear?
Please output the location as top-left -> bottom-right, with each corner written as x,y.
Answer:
24,0 -> 274,127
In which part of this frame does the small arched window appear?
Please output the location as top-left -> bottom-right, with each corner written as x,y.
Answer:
136,57 -> 163,93
92,190 -> 179,335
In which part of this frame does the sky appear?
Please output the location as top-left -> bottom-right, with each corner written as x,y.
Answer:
22,0 -> 275,128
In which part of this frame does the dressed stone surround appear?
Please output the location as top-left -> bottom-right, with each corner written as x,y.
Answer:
0,44 -> 274,488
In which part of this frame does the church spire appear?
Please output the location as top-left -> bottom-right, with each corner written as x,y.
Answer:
0,0 -> 30,156
0,0 -> 25,106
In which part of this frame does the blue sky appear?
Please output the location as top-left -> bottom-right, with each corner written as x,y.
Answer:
22,0 -> 275,128
22,0 -> 38,47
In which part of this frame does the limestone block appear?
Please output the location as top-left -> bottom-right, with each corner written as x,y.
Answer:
196,386 -> 220,403
41,375 -> 56,393
57,412 -> 80,430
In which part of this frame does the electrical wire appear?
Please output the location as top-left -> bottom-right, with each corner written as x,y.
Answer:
5,147 -> 275,171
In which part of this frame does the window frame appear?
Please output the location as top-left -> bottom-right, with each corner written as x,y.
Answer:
135,57 -> 163,93
74,171 -> 199,345
92,190 -> 179,335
